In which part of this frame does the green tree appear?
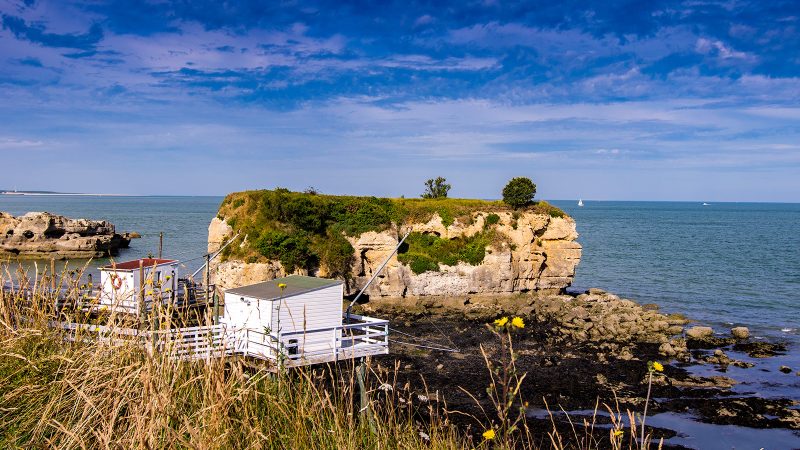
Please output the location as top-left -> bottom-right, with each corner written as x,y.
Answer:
502,177 -> 536,209
421,177 -> 451,199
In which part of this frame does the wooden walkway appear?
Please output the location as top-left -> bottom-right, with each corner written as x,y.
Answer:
57,313 -> 389,369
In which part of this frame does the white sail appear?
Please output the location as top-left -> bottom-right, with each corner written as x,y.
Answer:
578,199 -> 584,207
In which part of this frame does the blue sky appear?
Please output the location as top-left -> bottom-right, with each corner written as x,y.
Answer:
1,0 -> 798,201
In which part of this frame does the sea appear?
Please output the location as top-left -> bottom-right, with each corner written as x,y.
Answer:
0,196 -> 797,340
1,195 -> 799,447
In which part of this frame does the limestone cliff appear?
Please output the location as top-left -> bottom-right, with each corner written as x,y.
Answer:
208,198 -> 581,298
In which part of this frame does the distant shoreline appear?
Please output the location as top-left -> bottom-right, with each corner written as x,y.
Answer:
0,191 -> 125,197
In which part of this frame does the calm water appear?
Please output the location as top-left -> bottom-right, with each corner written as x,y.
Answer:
550,201 -> 800,342
2,196 -> 798,341
0,195 -> 223,276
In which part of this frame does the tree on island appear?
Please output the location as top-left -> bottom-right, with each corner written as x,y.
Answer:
502,177 -> 537,209
421,177 -> 451,199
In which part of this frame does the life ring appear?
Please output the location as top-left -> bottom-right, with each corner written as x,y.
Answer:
111,274 -> 123,289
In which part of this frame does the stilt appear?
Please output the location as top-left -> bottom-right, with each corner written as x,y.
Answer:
357,356 -> 376,434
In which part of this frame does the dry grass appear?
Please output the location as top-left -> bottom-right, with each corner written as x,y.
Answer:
0,262 -> 662,449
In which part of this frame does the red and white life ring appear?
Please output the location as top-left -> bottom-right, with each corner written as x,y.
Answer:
111,274 -> 123,289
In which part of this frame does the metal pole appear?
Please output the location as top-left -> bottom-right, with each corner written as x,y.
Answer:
345,230 -> 410,321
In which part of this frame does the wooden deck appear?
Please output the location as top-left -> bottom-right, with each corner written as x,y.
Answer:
57,313 -> 389,368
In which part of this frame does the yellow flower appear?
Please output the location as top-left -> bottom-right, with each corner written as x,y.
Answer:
493,317 -> 509,327
277,283 -> 287,290
511,317 -> 525,329
652,361 -> 664,372
482,429 -> 496,440
613,429 -> 623,437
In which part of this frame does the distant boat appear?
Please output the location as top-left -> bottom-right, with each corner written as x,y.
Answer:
578,199 -> 584,207
702,202 -> 710,206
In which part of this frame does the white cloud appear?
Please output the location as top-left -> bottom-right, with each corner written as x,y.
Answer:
0,137 -> 45,149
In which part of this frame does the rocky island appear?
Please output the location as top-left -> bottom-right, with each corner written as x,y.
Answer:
0,211 -> 137,259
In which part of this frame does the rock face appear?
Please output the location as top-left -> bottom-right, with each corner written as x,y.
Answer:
0,212 -> 136,259
209,211 -> 582,297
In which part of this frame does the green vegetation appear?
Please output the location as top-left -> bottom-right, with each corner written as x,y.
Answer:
217,189 -> 566,273
398,231 -> 493,274
421,176 -> 451,199
502,177 -> 537,209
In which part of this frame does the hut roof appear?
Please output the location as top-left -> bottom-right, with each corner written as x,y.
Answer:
226,275 -> 342,301
101,258 -> 178,271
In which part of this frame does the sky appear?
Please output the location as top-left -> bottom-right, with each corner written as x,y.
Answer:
0,0 -> 799,201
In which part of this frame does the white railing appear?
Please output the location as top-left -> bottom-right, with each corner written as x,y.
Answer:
56,313 -> 389,367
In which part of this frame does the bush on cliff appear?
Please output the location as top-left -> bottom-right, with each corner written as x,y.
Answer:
397,231 -> 491,274
217,189 -> 566,274
502,177 -> 537,209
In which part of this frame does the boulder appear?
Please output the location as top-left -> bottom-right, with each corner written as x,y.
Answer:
686,326 -> 714,340
731,327 -> 750,340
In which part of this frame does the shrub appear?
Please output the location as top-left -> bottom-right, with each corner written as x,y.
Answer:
315,231 -> 355,280
403,254 -> 440,274
255,230 -> 314,272
502,177 -> 536,209
276,234 -> 314,272
485,213 -> 500,227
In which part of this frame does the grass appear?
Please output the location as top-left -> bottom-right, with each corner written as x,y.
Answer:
0,262 -> 662,450
216,189 -> 567,274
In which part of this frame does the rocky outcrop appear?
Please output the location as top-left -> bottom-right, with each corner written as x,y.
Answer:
0,212 -> 137,259
209,211 -> 582,297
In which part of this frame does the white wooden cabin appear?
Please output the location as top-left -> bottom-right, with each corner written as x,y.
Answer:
222,275 -> 389,367
99,258 -> 179,313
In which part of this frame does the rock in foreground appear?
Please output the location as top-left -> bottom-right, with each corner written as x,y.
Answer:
0,212 -> 137,259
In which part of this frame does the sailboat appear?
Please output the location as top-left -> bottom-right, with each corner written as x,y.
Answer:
578,199 -> 584,207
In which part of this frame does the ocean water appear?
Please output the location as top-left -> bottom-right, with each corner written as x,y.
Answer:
0,195 -> 223,276
2,196 -> 798,342
550,201 -> 800,343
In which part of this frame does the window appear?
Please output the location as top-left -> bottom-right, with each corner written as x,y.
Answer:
287,339 -> 299,356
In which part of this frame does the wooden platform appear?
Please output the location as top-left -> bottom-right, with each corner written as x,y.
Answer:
57,313 -> 389,369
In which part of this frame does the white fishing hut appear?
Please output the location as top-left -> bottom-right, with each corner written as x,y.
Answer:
222,275 -> 389,366
99,258 -> 180,313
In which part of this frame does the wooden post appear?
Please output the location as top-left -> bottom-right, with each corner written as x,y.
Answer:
138,260 -> 145,324
205,254 -> 211,324
50,258 -> 55,294
357,357 -> 376,434
87,273 -> 93,295
213,289 -> 220,326
158,232 -> 163,259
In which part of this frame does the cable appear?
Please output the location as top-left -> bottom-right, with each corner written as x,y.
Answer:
389,327 -> 461,353
389,339 -> 460,353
